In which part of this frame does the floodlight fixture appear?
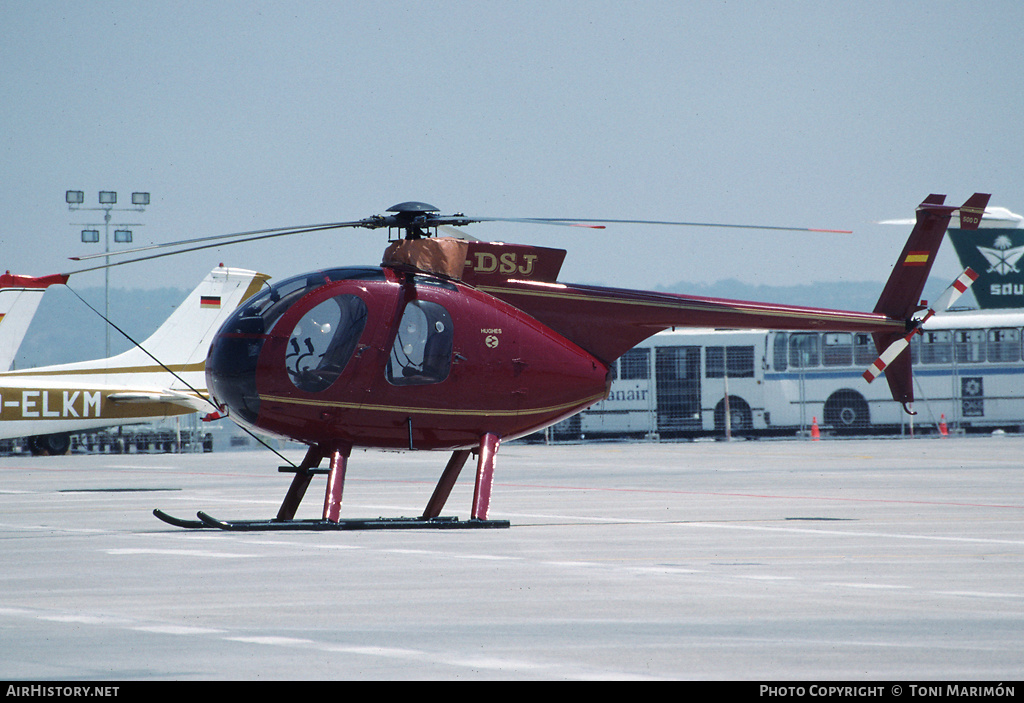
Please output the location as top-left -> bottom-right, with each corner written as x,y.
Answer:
81,229 -> 100,243
66,190 -> 84,205
131,192 -> 150,206
114,229 -> 133,243
99,191 -> 117,205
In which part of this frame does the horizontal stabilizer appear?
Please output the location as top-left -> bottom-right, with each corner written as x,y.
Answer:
958,193 -> 989,229
107,390 -> 206,411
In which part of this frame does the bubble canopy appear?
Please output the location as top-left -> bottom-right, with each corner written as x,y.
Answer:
206,267 -> 384,424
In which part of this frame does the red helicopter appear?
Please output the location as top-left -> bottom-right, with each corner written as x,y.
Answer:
86,193 -> 986,530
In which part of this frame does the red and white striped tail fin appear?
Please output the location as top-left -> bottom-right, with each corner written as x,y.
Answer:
0,272 -> 69,372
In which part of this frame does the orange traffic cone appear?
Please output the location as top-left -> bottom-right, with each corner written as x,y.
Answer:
811,417 -> 820,441
939,414 -> 948,436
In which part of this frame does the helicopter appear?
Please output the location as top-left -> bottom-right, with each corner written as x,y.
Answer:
68,193 -> 987,530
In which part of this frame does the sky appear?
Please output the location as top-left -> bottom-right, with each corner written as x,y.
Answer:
3,0 -> 1024,296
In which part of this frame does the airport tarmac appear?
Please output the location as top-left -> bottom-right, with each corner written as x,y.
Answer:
0,434 -> 1022,681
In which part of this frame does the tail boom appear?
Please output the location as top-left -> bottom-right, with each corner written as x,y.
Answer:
479,279 -> 906,364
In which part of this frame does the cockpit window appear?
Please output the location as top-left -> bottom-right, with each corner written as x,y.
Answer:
387,300 -> 453,386
286,294 -> 368,393
232,267 -> 383,335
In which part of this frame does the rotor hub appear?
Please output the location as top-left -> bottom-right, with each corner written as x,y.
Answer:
383,202 -> 441,240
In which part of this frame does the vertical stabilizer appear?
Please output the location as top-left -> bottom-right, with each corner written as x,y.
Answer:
875,195 -> 951,320
106,266 -> 270,371
947,202 -> 1024,309
0,273 -> 69,371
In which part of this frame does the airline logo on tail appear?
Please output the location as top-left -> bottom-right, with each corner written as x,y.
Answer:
948,228 -> 1024,308
977,235 -> 1024,275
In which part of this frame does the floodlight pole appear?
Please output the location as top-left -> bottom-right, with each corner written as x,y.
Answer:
67,190 -> 150,356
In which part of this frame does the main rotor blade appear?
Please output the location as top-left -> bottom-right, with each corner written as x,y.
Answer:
464,216 -> 851,234
63,203 -> 851,275
437,225 -> 480,241
69,220 -> 369,262
65,223 -> 365,274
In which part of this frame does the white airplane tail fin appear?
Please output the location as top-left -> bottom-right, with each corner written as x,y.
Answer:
0,272 -> 69,372
105,265 -> 270,372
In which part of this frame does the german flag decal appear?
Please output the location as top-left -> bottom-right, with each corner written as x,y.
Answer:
903,251 -> 930,266
200,296 -> 221,309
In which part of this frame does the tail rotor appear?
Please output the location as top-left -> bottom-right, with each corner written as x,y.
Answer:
862,267 -> 980,405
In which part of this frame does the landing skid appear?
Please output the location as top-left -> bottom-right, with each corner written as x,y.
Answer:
154,435 -> 508,532
153,509 -> 206,529
154,509 -> 508,531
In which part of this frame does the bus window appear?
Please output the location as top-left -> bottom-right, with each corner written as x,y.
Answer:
619,347 -> 650,379
988,328 -> 1021,363
772,333 -> 787,371
823,333 -> 853,366
907,335 -> 920,365
729,345 -> 754,377
655,346 -> 701,432
706,345 -> 754,378
789,332 -> 819,368
919,330 -> 952,364
954,330 -> 985,363
853,333 -> 876,365
706,347 -> 724,377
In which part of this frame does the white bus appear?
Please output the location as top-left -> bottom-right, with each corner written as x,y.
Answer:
553,309 -> 1024,439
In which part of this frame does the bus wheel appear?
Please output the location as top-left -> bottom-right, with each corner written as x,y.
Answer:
715,396 -> 753,434
824,390 -> 869,432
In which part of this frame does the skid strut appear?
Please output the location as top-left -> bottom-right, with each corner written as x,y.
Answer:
472,432 -> 500,520
154,436 -> 509,530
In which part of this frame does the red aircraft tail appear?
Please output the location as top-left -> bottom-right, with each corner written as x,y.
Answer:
870,192 -> 990,406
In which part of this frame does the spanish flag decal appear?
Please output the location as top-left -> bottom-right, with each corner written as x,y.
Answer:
904,251 -> 930,266
200,295 -> 221,309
